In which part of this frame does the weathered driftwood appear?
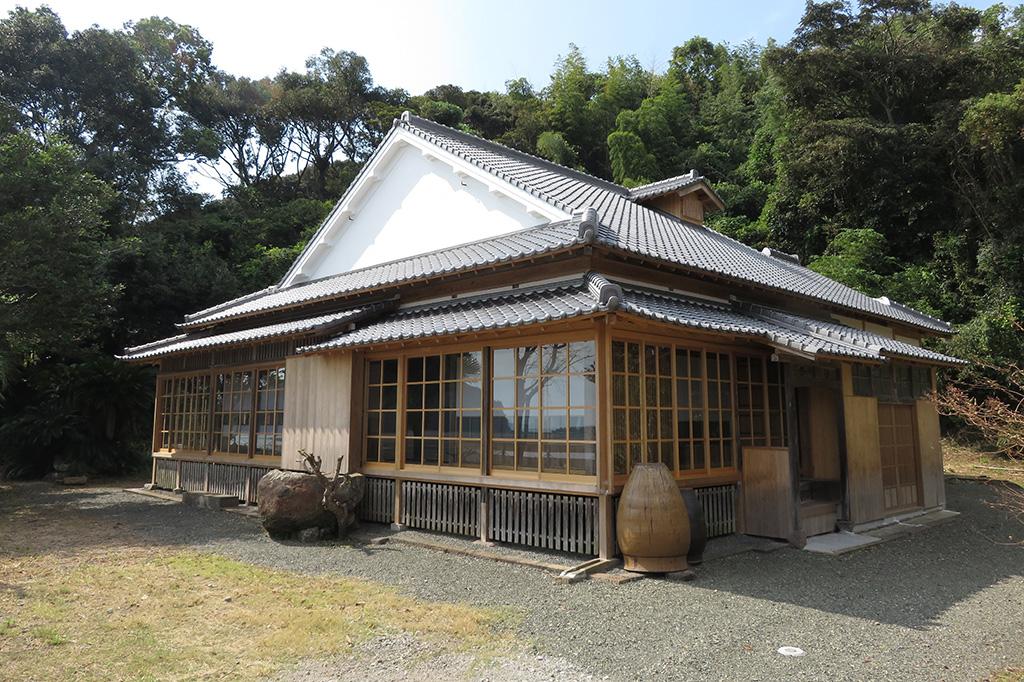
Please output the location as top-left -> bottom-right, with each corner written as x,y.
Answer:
298,449 -> 365,538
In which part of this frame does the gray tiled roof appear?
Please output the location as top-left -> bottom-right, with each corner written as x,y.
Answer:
297,273 -> 963,365
178,114 -> 952,337
296,280 -> 602,353
120,309 -> 371,361
627,171 -> 707,201
181,220 -> 583,328
398,116 -> 951,334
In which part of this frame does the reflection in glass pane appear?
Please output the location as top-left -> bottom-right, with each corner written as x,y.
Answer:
568,341 -> 595,374
517,377 -> 541,409
491,441 -> 515,469
461,441 -> 480,467
462,351 -> 482,379
380,436 -> 395,462
569,409 -> 596,441
493,348 -> 515,377
443,439 -> 459,466
462,381 -> 482,409
423,438 -> 439,465
542,344 -> 567,375
542,442 -> 566,473
517,441 -> 539,470
542,410 -> 567,439
542,375 -> 568,407
492,409 -> 514,439
569,443 -> 597,475
517,346 -> 540,377
492,379 -> 515,409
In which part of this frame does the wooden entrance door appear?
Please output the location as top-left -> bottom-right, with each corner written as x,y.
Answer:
877,403 -> 920,511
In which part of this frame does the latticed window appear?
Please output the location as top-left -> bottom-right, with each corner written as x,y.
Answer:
491,341 -> 597,476
365,359 -> 399,463
254,367 -> 286,456
402,351 -> 483,469
766,362 -> 788,448
705,351 -> 734,470
612,341 -> 736,477
736,356 -> 767,448
213,370 -> 253,454
675,348 -> 705,473
735,356 -> 789,450
851,362 -> 933,403
159,374 -> 210,451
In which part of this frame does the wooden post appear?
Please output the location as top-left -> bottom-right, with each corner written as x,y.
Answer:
244,470 -> 253,507
598,492 -> 615,559
149,457 -> 157,488
783,364 -> 805,547
391,478 -> 405,530
174,459 -> 183,492
203,461 -> 210,492
833,366 -> 852,527
477,487 -> 491,544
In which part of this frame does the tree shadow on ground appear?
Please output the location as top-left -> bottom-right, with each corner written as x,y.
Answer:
0,482 -> 393,561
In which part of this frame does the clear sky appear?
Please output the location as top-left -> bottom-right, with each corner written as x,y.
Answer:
0,0 -> 827,93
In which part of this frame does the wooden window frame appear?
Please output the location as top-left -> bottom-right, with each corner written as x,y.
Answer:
402,351 -> 484,473
154,361 -> 286,461
360,330 -> 599,483
610,335 -> 745,483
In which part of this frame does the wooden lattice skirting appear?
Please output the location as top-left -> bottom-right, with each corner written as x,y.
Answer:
152,458 -> 274,506
154,461 -> 738,555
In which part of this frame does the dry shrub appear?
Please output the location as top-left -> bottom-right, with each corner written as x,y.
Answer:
936,327 -> 1024,522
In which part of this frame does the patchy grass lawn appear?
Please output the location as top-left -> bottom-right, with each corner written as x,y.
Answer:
0,485 -> 517,681
944,439 -> 1024,488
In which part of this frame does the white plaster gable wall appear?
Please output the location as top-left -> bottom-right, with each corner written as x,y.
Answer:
296,143 -> 553,281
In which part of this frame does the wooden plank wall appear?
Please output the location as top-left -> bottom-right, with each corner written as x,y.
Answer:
916,398 -> 945,508
843,394 -> 884,524
740,446 -> 794,539
282,352 -> 353,473
806,385 -> 841,480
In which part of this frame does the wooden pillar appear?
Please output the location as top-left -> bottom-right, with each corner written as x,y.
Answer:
203,461 -> 210,492
783,364 -> 805,547
833,366 -> 852,527
174,459 -> 183,492
598,492 -> 615,559
477,487 -> 491,544
391,478 -> 405,530
149,457 -> 157,487
243,472 -> 253,507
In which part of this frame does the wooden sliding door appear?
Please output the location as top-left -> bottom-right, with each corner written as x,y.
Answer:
877,403 -> 920,512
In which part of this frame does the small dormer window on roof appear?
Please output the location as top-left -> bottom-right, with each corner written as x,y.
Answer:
627,170 -> 725,225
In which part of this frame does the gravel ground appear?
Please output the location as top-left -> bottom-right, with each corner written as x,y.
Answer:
5,477 -> 1023,681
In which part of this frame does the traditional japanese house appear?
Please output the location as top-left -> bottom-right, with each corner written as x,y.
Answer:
121,112 -> 964,557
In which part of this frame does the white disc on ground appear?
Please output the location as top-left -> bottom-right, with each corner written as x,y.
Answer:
777,646 -> 806,657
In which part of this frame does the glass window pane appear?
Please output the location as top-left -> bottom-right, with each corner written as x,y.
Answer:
462,351 -> 482,379
493,348 -> 515,377
542,375 -> 568,407
569,341 -> 596,374
541,442 -> 567,473
569,443 -> 597,475
462,380 -> 482,409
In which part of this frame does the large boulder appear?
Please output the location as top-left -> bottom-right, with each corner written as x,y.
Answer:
257,470 -> 337,539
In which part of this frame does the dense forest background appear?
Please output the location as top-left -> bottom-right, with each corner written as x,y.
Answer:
1,1 -> 1022,477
